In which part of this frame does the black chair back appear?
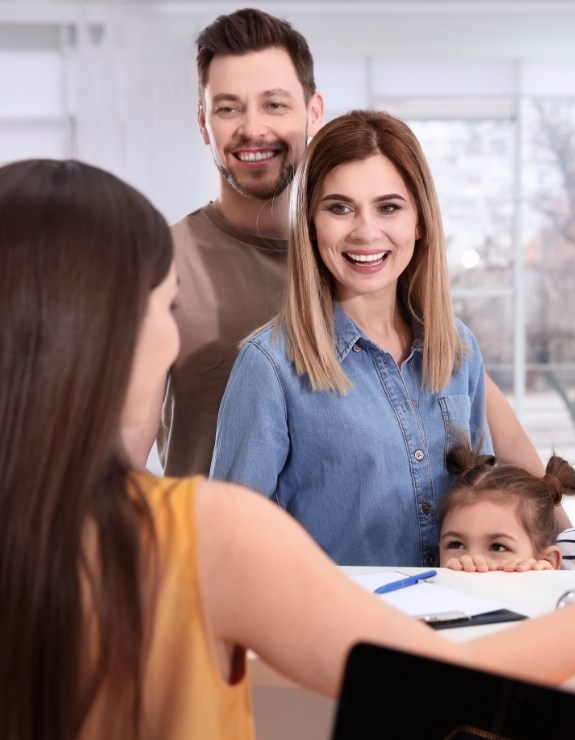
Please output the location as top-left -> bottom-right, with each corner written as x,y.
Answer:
332,642 -> 575,739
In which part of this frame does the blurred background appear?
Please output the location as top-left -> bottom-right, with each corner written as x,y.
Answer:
2,0 -> 575,507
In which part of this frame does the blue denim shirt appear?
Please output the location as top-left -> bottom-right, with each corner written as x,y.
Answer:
210,306 -> 493,566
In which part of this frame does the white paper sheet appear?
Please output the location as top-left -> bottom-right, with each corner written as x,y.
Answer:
351,571 -> 508,618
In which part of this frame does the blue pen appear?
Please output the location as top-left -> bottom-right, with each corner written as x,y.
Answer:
374,569 -> 438,595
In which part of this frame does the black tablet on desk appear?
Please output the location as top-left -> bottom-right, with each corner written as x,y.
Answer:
332,642 -> 575,740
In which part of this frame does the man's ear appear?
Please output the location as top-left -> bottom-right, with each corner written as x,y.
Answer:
307,92 -> 325,138
198,103 -> 210,145
541,544 -> 562,570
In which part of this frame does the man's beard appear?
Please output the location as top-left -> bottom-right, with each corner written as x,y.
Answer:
216,157 -> 296,201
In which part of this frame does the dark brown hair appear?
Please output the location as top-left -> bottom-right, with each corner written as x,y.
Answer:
0,159 -> 173,738
439,444 -> 575,556
196,7 -> 316,102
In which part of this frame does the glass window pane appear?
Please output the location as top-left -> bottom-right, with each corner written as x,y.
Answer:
0,121 -> 68,163
522,98 -> 575,470
0,50 -> 63,118
409,118 -> 515,293
453,295 -> 513,367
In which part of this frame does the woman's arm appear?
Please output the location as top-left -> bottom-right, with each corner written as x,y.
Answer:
485,373 -> 572,529
197,478 -> 575,697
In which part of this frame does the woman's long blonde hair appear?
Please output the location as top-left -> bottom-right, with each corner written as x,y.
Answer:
276,109 -> 464,394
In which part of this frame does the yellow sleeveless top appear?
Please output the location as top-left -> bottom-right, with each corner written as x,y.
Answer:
81,474 -> 255,739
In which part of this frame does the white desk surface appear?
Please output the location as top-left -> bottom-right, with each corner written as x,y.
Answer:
343,566 -> 575,640
251,566 -> 575,740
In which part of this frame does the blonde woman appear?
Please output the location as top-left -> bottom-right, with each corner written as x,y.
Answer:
212,109 -> 526,566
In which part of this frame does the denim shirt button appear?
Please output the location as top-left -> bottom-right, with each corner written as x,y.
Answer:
352,343 -> 361,352
414,449 -> 425,461
421,502 -> 432,515
426,553 -> 437,566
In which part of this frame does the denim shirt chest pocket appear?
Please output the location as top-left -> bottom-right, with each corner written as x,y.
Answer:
438,394 -> 473,452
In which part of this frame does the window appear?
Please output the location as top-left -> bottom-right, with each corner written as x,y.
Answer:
0,32 -> 70,164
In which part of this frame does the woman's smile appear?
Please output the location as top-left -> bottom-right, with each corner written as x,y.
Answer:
342,250 -> 391,269
313,154 -> 419,302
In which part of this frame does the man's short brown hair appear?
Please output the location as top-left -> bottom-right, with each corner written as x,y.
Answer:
196,7 -> 316,102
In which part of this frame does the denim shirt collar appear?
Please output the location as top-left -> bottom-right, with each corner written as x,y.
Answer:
334,304 -> 362,361
333,302 -> 424,362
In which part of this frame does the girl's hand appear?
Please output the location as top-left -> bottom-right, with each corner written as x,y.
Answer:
444,555 -> 554,572
443,555 -> 498,572
499,558 -> 554,572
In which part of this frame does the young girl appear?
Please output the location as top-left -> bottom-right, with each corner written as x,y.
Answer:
439,444 -> 575,571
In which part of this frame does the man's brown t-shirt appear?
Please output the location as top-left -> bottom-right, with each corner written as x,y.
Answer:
157,204 -> 287,476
